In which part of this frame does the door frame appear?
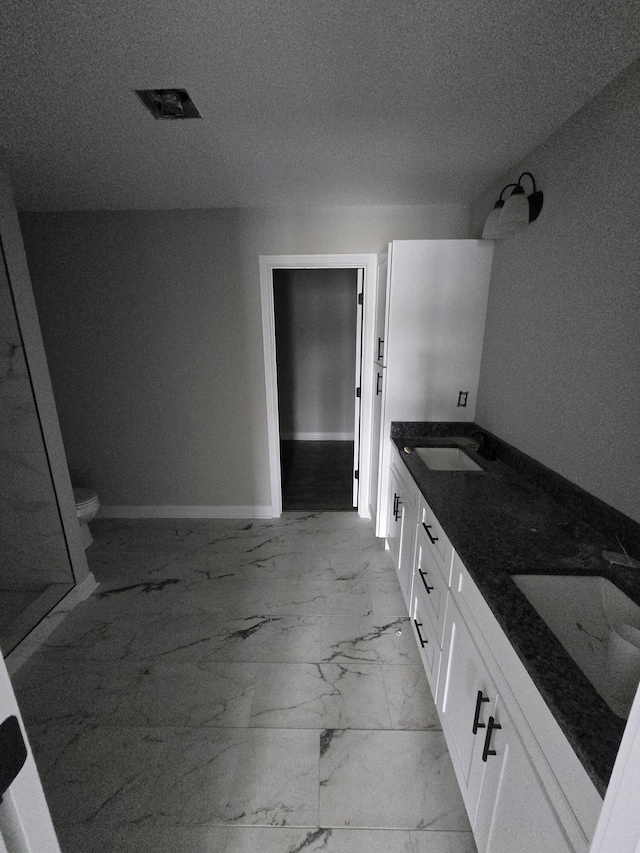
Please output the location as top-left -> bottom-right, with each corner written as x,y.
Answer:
259,253 -> 378,518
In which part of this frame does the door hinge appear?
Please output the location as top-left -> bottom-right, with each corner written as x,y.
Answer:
358,292 -> 363,305
354,470 -> 359,479
356,387 -> 361,398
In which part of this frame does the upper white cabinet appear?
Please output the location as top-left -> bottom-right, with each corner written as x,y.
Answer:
373,240 -> 494,536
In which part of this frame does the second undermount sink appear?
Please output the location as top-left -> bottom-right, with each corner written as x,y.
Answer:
513,574 -> 640,718
414,447 -> 484,472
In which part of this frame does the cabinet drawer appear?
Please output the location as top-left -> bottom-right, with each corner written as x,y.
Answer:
419,496 -> 453,580
411,593 -> 441,696
414,526 -> 449,648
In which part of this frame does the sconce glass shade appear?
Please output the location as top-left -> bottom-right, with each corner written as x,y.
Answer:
499,187 -> 530,234
481,201 -> 505,239
481,174 -> 543,239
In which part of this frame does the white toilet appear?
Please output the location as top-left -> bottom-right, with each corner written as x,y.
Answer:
73,488 -> 100,549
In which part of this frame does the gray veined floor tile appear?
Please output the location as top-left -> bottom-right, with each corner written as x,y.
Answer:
111,824 -> 230,853
381,664 -> 442,730
321,615 -> 421,664
12,651 -> 145,725
243,551 -> 377,585
223,728 -> 320,827
90,518 -> 245,553
145,727 -> 246,826
112,661 -> 260,727
86,549 -> 195,584
368,575 -> 411,617
23,515 -> 475,853
319,729 -> 470,831
248,663 -> 392,729
110,825 -> 474,853
199,614 -> 323,663
81,577 -> 207,617
411,832 -> 478,853
36,724 -> 172,841
43,609 -> 227,662
183,577 -> 374,618
26,721 -> 94,775
214,827 -> 414,853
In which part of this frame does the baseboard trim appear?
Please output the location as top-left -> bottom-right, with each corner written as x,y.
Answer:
98,505 -> 274,519
280,432 -> 355,441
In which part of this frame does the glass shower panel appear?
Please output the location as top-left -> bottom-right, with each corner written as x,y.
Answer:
0,239 -> 74,656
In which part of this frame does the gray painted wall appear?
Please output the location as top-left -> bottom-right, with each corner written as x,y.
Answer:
21,204 -> 468,509
274,269 -> 357,438
470,59 -> 640,523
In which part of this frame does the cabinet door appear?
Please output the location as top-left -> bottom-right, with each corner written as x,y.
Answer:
368,365 -> 384,522
436,596 -> 498,822
386,465 -> 403,570
397,486 -> 418,605
475,697 -> 575,853
412,592 -> 441,696
374,254 -> 388,366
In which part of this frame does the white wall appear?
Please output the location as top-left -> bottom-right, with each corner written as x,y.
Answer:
274,268 -> 357,439
20,204 -> 468,510
470,58 -> 640,523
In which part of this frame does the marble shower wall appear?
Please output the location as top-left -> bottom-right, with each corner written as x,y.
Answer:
0,240 -> 73,589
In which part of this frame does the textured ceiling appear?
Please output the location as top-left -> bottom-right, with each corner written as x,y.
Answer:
2,0 -> 639,210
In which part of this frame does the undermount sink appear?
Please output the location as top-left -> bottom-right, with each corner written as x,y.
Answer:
414,446 -> 484,472
513,574 -> 640,718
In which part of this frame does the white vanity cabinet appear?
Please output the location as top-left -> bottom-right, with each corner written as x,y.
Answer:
386,450 -> 603,853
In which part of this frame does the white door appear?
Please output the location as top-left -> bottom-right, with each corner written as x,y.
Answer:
0,655 -> 61,852
352,269 -> 364,506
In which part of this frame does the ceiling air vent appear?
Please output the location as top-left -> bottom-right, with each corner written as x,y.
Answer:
136,89 -> 201,120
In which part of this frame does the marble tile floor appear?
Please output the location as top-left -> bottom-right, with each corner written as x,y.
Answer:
12,513 -> 476,853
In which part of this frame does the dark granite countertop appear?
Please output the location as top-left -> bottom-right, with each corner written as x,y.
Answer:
391,423 -> 640,797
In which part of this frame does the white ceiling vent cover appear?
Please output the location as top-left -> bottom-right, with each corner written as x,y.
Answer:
136,89 -> 201,119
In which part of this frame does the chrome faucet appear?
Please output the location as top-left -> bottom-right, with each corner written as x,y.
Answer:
469,430 -> 497,461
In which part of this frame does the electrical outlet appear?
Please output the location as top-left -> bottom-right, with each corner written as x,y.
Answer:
457,391 -> 468,407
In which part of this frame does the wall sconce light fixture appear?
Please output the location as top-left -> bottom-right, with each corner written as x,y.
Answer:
482,172 -> 544,239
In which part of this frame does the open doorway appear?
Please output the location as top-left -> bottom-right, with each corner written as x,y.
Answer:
259,253 -> 377,519
273,268 -> 359,510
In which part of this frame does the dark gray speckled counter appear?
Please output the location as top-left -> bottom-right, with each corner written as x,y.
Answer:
391,423 -> 640,797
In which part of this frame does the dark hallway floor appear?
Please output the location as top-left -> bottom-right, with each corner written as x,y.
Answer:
280,440 -> 355,511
